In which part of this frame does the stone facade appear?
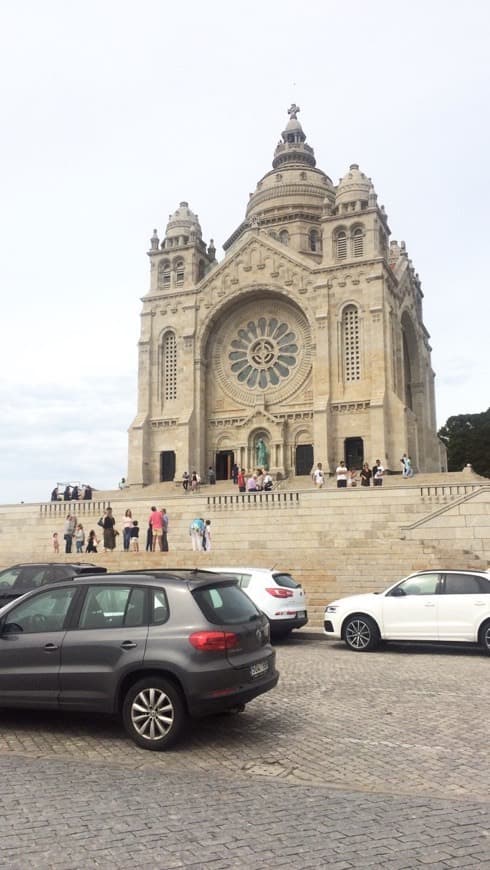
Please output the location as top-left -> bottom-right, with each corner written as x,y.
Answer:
128,105 -> 446,485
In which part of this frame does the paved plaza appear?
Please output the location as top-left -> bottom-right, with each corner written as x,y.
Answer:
0,633 -> 488,868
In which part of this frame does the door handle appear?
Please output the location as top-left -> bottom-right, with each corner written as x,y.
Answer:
43,643 -> 59,651
423,603 -> 436,607
474,602 -> 485,606
120,641 -> 137,650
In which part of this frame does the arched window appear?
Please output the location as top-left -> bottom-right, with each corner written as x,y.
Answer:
335,230 -> 347,259
352,227 -> 364,257
309,229 -> 320,252
279,229 -> 289,246
163,332 -> 177,400
175,259 -> 185,285
342,305 -> 361,381
158,260 -> 171,288
198,259 -> 206,281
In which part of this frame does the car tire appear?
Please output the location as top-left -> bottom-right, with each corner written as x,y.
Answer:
343,614 -> 380,652
479,620 -> 490,654
122,677 -> 186,750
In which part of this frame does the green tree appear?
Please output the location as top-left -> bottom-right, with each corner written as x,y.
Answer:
438,408 -> 490,478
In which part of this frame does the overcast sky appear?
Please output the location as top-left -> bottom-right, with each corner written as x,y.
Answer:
1,0 -> 489,504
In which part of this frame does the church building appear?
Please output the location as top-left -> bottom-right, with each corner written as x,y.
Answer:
128,106 -> 445,484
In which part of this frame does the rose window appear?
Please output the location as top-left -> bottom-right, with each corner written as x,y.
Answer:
228,318 -> 298,388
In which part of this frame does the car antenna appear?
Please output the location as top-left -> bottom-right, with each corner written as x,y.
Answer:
270,562 -> 277,570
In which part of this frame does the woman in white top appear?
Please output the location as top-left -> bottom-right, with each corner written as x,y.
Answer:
122,509 -> 133,551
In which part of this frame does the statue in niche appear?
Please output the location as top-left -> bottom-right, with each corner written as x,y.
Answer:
255,437 -> 268,468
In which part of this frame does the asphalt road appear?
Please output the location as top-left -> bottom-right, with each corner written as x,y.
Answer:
0,632 -> 488,868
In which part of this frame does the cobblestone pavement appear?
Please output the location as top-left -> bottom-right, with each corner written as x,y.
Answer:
0,634 -> 488,867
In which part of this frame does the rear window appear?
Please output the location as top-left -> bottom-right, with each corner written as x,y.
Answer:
272,573 -> 300,589
193,583 -> 260,625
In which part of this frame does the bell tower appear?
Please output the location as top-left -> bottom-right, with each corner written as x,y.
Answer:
148,202 -> 216,294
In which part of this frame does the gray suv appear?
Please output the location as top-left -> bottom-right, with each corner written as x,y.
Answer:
0,571 -> 278,750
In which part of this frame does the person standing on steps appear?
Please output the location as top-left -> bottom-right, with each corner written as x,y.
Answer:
131,520 -> 140,552
360,463 -> 372,487
373,460 -> 384,487
312,463 -> 325,489
63,514 -> 76,553
149,506 -> 163,552
75,524 -> 85,554
203,519 -> 212,552
161,508 -> 169,552
122,509 -> 133,552
189,517 -> 205,551
335,460 -> 349,488
102,507 -> 117,551
237,468 -> 246,493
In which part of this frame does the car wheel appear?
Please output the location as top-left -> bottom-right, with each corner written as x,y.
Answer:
479,620 -> 490,654
343,614 -> 380,652
122,677 -> 186,750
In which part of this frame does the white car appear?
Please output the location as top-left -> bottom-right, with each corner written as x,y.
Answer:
209,568 -> 308,637
324,570 -> 490,653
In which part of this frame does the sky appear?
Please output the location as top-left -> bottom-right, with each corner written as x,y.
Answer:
1,0 -> 489,504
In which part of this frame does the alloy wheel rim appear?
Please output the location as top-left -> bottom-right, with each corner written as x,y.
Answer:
346,620 -> 371,649
485,626 -> 490,650
131,688 -> 174,741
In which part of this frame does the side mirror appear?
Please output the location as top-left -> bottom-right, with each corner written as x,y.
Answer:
1,622 -> 23,635
390,586 -> 406,597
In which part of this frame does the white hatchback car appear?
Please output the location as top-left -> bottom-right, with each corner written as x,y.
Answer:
209,568 -> 308,637
324,569 -> 490,653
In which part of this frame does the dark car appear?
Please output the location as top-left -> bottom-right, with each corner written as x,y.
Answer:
0,563 -> 107,606
0,570 -> 278,750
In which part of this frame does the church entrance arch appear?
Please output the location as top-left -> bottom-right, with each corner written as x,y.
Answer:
160,450 -> 176,482
345,437 -> 363,469
216,450 -> 234,480
295,444 -> 313,476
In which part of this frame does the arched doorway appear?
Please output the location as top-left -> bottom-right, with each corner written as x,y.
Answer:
160,451 -> 176,482
215,450 -> 234,480
345,437 -> 363,470
295,444 -> 313,475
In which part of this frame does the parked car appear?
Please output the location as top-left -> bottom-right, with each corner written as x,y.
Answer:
0,563 -> 107,605
207,567 -> 308,637
0,570 -> 278,749
324,569 -> 490,653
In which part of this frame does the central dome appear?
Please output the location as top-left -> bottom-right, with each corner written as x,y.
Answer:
245,107 -> 334,223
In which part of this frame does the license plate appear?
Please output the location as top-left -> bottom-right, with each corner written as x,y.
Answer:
250,661 -> 269,678
296,611 -> 306,619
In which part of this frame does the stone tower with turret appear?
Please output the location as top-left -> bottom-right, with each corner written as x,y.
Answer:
128,106 -> 445,485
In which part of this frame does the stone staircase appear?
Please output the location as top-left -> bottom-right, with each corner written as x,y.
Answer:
0,471 -> 488,629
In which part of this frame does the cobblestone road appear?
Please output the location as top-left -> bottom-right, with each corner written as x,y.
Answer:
0,634 -> 488,868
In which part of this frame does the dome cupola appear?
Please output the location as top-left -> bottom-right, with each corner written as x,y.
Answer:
272,104 -> 316,169
335,164 -> 372,207
165,201 -> 202,241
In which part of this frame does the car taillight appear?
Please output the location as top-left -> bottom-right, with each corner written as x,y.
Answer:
189,631 -> 239,651
266,587 -> 294,598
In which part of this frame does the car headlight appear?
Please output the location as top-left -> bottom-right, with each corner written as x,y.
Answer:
325,605 -> 338,613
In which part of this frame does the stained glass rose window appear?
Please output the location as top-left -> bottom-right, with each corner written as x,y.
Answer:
228,317 -> 298,388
